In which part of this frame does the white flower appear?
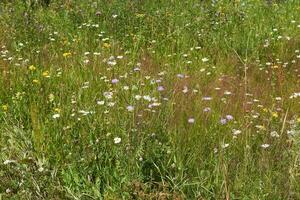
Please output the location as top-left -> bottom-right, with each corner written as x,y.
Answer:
232,129 -> 241,135
97,100 -> 105,105
202,57 -> 209,62
261,144 -> 270,149
188,118 -> 195,124
114,137 -> 121,144
270,131 -> 279,138
221,143 -> 229,149
143,95 -> 152,101
126,105 -> 134,112
182,86 -> 188,93
52,113 -> 60,119
3,160 -> 16,165
135,95 -> 142,100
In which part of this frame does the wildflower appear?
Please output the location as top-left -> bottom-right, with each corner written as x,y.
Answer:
270,131 -> 279,138
107,56 -> 117,66
135,95 -> 142,100
126,105 -> 134,112
1,104 -> 8,112
188,118 -> 195,124
203,107 -> 211,112
157,86 -> 165,91
221,143 -> 229,149
226,115 -> 233,121
272,112 -> 278,118
232,129 -> 241,135
97,100 -> 105,105
108,102 -> 115,107
143,95 -> 152,101
182,86 -> 188,93
28,65 -> 36,71
261,144 -> 270,149
114,137 -> 121,144
220,118 -> 227,125
202,96 -> 212,101
52,113 -> 60,119
202,57 -> 209,62
63,52 -> 71,57
42,71 -> 50,77
32,79 -> 40,84
48,94 -> 55,102
111,79 -> 119,84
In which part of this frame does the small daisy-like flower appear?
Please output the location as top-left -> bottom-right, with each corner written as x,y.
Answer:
114,137 -> 121,144
270,131 -> 279,138
261,144 -> 270,149
221,143 -> 229,149
220,118 -> 227,125
135,95 -> 142,100
226,115 -> 233,121
52,113 -> 60,119
126,105 -> 134,112
182,86 -> 188,93
97,100 -> 105,105
202,57 -> 209,62
232,129 -> 241,135
188,118 -> 195,124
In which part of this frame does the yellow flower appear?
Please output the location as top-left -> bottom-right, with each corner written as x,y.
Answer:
32,79 -> 40,84
263,108 -> 268,113
63,52 -> 72,57
136,13 -> 145,18
1,104 -> 8,112
103,43 -> 111,48
54,108 -> 61,113
272,112 -> 278,118
42,71 -> 50,77
297,117 -> 300,123
29,65 -> 36,71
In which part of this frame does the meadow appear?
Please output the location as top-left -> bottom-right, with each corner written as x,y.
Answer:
1,0 -> 300,199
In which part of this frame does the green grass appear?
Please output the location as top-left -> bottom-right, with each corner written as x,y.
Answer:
1,0 -> 300,199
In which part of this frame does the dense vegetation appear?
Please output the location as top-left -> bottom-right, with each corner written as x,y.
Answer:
1,0 -> 300,199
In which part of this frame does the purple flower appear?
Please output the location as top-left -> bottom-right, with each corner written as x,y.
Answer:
111,79 -> 119,84
220,118 -> 227,125
226,115 -> 233,121
157,86 -> 165,91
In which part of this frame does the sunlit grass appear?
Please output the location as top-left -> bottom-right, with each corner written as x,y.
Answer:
1,0 -> 300,199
